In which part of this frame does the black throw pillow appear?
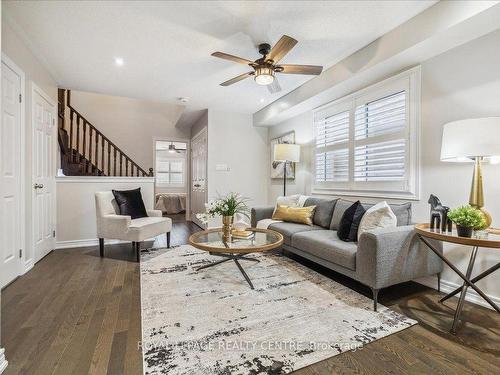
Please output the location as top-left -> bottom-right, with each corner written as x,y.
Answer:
337,200 -> 366,242
112,188 -> 148,219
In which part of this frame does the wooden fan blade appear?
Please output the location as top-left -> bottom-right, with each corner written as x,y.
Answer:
220,72 -> 254,86
266,35 -> 298,63
278,64 -> 323,75
267,78 -> 281,94
211,52 -> 254,65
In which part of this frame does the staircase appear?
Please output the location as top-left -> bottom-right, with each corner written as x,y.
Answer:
57,89 -> 153,177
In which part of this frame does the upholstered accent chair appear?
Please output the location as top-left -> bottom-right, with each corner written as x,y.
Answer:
95,191 -> 172,262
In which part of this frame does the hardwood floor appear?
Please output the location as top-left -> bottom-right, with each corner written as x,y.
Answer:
1,220 -> 499,375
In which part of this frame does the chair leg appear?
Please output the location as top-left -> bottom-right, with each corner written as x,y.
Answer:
132,241 -> 136,252
167,232 -> 171,248
371,288 -> 379,312
136,242 -> 141,262
437,272 -> 441,293
99,238 -> 104,257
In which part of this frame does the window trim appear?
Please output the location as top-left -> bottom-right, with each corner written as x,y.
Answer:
311,66 -> 421,200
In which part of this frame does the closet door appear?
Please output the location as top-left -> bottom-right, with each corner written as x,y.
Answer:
0,60 -> 23,288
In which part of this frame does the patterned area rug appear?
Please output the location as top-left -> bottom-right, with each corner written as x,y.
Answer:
140,245 -> 416,375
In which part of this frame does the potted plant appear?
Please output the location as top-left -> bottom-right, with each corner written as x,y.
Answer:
447,205 -> 486,238
196,192 -> 250,242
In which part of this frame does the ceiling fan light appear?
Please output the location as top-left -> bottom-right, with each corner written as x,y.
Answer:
254,66 -> 275,85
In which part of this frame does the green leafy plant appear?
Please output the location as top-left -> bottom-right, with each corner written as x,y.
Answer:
447,205 -> 485,229
196,192 -> 250,224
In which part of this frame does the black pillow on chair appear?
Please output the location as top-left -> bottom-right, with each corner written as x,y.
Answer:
112,188 -> 148,219
337,200 -> 366,242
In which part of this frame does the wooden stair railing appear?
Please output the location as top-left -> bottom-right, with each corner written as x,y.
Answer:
58,88 -> 153,177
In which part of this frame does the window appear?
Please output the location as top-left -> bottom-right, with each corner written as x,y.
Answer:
155,141 -> 187,187
313,67 -> 420,199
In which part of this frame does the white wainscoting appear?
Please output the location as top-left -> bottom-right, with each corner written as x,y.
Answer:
56,177 -> 155,248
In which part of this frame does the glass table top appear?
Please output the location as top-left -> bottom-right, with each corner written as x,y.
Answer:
189,228 -> 283,252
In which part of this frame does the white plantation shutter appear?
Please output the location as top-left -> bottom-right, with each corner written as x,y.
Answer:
312,68 -> 420,199
354,140 -> 406,181
316,111 -> 350,147
315,149 -> 349,182
354,91 -> 406,140
314,105 -> 350,184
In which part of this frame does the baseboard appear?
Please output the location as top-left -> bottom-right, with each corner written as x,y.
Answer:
416,276 -> 500,310
0,348 -> 8,374
55,238 -> 128,249
56,238 -> 156,249
24,259 -> 34,274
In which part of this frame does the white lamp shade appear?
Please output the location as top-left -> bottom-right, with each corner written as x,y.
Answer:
273,143 -> 300,162
440,117 -> 500,162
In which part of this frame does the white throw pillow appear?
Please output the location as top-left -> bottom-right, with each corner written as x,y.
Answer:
358,201 -> 397,240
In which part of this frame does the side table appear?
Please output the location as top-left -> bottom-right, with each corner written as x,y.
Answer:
415,223 -> 500,334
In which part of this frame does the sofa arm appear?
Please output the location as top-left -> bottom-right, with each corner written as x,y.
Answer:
356,225 -> 443,289
251,206 -> 275,227
147,209 -> 163,217
97,214 -> 131,238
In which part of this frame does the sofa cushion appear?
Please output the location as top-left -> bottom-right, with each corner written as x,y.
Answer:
330,199 -> 354,230
304,197 -> 337,228
268,222 -> 324,246
128,216 -> 172,242
291,230 -> 357,270
337,201 -> 366,242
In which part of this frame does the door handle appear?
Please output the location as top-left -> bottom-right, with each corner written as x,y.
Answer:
194,184 -> 201,188
34,183 -> 44,189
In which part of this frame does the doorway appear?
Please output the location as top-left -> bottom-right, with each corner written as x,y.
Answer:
0,56 -> 25,288
153,139 -> 189,223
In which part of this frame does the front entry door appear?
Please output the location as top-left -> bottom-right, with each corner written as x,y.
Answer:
32,85 -> 56,262
191,128 -> 207,228
0,60 -> 23,288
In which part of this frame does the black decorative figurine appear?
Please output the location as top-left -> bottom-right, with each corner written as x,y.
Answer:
428,194 -> 452,232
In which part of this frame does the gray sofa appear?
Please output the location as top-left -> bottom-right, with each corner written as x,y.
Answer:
251,197 -> 443,311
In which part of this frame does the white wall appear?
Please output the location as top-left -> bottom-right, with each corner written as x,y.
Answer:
56,177 -> 154,248
207,110 -> 268,226
266,29 -> 500,307
70,90 -> 189,171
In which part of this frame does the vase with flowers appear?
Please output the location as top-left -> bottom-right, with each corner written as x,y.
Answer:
447,205 -> 486,238
196,192 -> 250,242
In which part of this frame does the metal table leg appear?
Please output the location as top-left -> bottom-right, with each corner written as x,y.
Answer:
451,246 -> 478,333
419,235 -> 500,313
195,253 -> 258,289
440,262 -> 500,303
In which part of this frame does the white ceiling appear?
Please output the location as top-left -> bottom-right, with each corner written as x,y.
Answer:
4,1 -> 436,116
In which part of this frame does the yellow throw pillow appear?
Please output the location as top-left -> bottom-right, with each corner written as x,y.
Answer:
272,205 -> 316,226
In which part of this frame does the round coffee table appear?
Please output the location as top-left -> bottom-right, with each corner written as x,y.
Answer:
415,223 -> 500,333
188,228 -> 283,289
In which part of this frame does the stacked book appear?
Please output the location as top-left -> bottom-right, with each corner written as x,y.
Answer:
232,230 -> 254,239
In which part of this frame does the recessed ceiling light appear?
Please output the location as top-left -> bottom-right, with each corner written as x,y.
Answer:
114,57 -> 124,66
260,98 -> 265,103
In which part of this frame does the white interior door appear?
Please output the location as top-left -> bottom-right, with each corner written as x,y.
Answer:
32,84 -> 56,262
0,61 -> 23,288
190,128 -> 207,228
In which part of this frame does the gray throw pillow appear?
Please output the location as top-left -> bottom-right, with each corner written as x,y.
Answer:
330,199 -> 355,230
304,198 -> 337,228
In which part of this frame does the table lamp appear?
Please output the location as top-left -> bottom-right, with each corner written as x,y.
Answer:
273,143 -> 300,196
440,117 -> 500,227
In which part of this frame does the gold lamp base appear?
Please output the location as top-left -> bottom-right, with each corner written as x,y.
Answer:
469,157 -> 492,228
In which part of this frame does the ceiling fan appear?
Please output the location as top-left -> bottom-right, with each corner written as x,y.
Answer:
212,35 -> 323,93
